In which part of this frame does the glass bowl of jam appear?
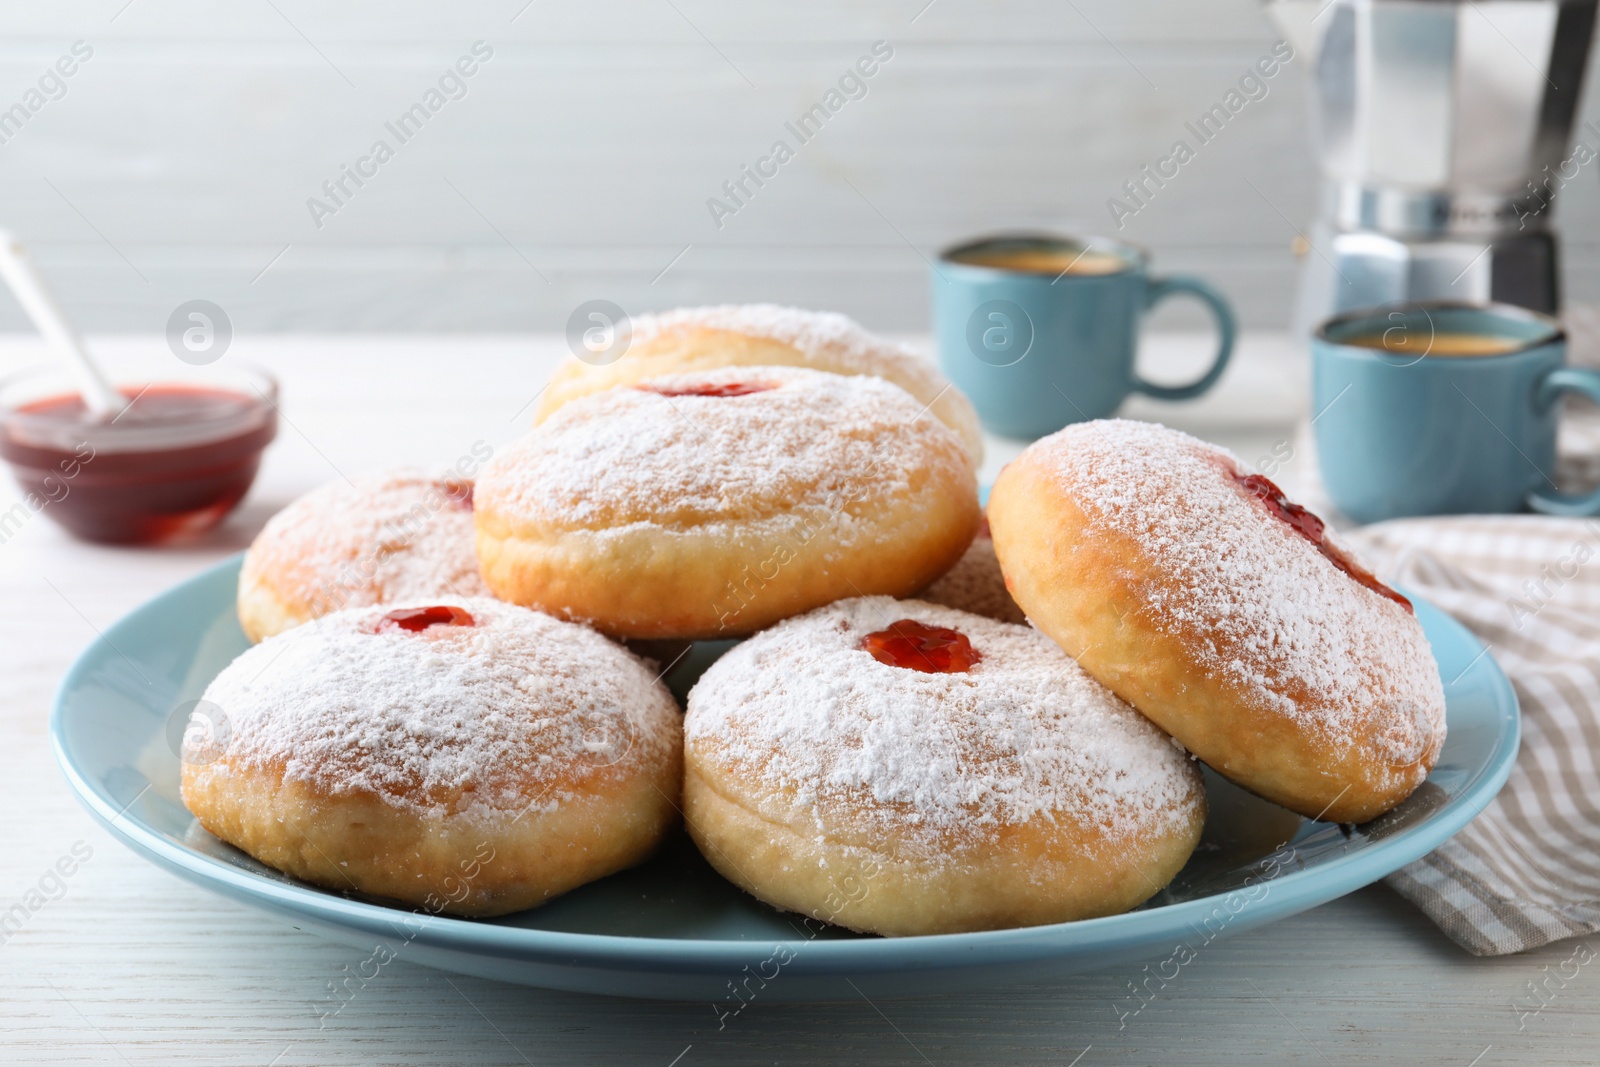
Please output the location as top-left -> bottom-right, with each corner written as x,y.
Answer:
0,361 -> 278,544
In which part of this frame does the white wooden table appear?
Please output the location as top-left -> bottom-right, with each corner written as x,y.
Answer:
2,334 -> 1595,1066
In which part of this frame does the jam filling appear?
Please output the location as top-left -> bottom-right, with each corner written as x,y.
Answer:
440,480 -> 474,511
638,381 -> 775,398
377,605 -> 477,633
1233,472 -> 1412,612
0,384 -> 276,544
861,620 -> 982,673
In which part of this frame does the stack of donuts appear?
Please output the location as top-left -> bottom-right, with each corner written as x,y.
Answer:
182,304 -> 1446,935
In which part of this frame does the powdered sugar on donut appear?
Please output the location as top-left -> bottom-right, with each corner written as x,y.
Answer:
478,366 -> 972,534
631,304 -> 941,387
918,527 -> 1029,625
1039,419 -> 1445,756
201,598 -> 679,817
686,597 -> 1201,855
246,467 -> 490,616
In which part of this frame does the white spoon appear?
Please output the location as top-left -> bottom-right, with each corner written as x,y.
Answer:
0,230 -> 126,419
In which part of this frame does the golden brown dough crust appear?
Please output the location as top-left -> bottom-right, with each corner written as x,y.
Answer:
533,304 -> 984,462
476,366 -> 980,639
917,524 -> 1028,624
988,419 -> 1446,824
682,597 -> 1206,935
238,467 -> 491,643
182,598 -> 682,916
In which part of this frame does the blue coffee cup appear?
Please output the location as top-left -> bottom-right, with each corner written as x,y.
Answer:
1313,301 -> 1600,522
931,234 -> 1236,438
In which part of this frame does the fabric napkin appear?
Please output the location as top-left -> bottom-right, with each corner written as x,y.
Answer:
1346,517 -> 1600,955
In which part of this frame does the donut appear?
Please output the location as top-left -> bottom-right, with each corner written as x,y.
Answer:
181,597 -> 682,917
988,419 -> 1446,824
534,304 -> 984,462
476,366 -> 981,639
683,597 -> 1206,936
917,518 -> 1028,625
238,467 -> 492,643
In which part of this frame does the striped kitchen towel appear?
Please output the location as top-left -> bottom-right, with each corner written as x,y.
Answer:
1345,516 -> 1600,955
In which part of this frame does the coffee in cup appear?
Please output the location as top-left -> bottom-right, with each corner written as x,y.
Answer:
1333,330 -> 1528,358
944,244 -> 1128,277
1313,301 -> 1600,521
932,234 -> 1236,439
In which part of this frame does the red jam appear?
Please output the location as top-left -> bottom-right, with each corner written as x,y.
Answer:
0,384 -> 276,544
1233,472 -> 1412,612
861,620 -> 982,673
440,480 -> 473,511
638,382 -> 775,398
377,605 -> 476,633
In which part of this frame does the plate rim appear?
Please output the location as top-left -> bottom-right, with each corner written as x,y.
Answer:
51,552 -> 1521,975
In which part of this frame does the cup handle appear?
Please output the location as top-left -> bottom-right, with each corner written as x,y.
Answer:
1132,275 -> 1237,401
1529,367 -> 1600,516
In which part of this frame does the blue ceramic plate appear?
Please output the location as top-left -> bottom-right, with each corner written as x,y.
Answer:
53,555 -> 1518,1001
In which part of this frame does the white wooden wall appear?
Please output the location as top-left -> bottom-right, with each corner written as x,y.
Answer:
1,0 -> 1599,332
